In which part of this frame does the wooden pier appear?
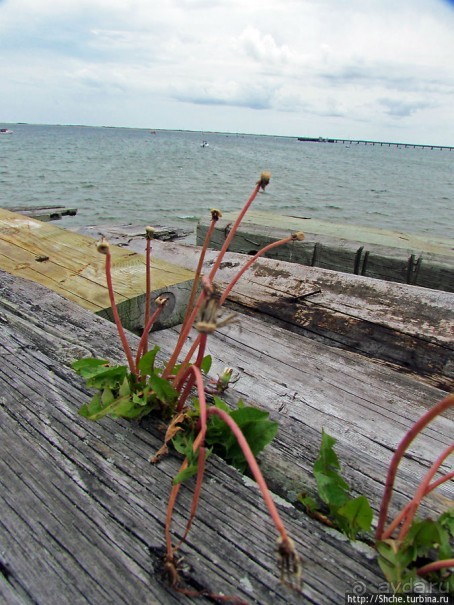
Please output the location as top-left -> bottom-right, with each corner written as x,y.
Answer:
1,269 -> 452,605
297,137 -> 454,151
197,211 -> 454,293
0,208 -> 195,330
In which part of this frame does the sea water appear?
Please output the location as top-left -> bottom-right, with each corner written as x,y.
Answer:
0,123 -> 452,241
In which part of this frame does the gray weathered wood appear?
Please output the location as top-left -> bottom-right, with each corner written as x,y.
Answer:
140,240 -> 453,391
1,270 -> 452,605
197,211 -> 454,292
9,205 -> 78,221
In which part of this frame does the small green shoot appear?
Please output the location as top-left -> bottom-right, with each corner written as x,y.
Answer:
298,429 -> 373,540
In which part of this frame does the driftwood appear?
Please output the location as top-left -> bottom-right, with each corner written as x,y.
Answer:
1,270 -> 452,605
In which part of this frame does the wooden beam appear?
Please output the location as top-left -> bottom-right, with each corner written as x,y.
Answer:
197,211 -> 454,292
144,240 -> 454,391
0,208 -> 195,330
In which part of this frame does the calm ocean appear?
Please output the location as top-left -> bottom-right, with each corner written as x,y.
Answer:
1,123 -> 453,241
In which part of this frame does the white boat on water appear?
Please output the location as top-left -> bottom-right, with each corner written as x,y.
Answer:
0,128 -> 13,134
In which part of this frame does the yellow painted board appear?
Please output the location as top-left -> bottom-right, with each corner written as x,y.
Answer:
0,208 -> 194,315
222,210 -> 454,258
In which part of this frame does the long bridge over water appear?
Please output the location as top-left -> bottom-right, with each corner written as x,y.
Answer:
297,136 -> 453,151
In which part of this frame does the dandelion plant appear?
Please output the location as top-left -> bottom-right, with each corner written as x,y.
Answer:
73,172 -> 303,599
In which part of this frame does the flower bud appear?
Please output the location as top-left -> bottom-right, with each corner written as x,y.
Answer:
257,171 -> 271,190
145,226 -> 156,240
210,208 -> 222,221
155,295 -> 169,307
96,237 -> 110,254
291,231 -> 305,241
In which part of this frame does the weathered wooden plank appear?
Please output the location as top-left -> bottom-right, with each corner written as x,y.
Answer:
158,316 -> 453,524
0,209 -> 195,330
1,270 -> 397,605
135,239 -> 453,391
197,211 -> 454,292
9,205 -> 78,221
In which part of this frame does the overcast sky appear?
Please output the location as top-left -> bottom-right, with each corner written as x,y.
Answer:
1,0 -> 453,145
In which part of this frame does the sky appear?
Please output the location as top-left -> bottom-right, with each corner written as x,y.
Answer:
1,0 -> 454,145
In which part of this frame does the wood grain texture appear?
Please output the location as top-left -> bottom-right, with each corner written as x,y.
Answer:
0,209 -> 195,330
1,270 -> 452,605
197,211 -> 454,292
146,240 -> 453,391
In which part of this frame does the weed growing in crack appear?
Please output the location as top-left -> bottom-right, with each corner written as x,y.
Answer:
73,172 -> 304,600
298,395 -> 454,595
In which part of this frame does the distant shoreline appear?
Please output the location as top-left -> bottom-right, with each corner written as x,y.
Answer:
3,122 -> 452,149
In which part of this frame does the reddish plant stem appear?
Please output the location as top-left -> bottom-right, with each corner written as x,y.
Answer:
381,459 -> 454,540
174,446 -> 207,550
397,443 -> 454,540
206,406 -> 289,541
105,251 -> 136,375
219,235 -> 294,304
417,559 -> 454,576
172,334 -> 202,391
428,470 -> 454,492
184,217 -> 217,325
143,237 -> 152,356
175,334 -> 207,411
169,217 -> 217,372
165,367 -> 208,556
162,289 -> 207,379
135,305 -> 165,370
164,177 -> 265,378
208,182 -> 261,282
376,393 -> 454,540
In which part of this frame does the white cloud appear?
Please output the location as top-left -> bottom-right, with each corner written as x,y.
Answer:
0,0 -> 453,143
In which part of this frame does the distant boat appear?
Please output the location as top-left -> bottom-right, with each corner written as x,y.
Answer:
0,128 -> 13,134
201,140 -> 209,147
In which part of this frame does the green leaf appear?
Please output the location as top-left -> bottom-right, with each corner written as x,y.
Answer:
316,473 -> 349,509
337,495 -> 373,538
406,519 -> 443,557
312,429 -> 350,510
298,493 -> 320,513
212,396 -> 229,412
200,355 -> 212,375
314,430 -> 342,473
73,358 -> 128,388
148,372 -> 178,404
439,508 -> 454,535
72,357 -> 109,376
119,377 -> 131,397
78,392 -> 103,418
205,404 -> 278,472
438,509 -> 454,560
376,540 -> 418,588
137,346 -> 160,376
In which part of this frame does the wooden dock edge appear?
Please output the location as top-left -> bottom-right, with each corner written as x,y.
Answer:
197,212 -> 454,293
148,240 -> 454,392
